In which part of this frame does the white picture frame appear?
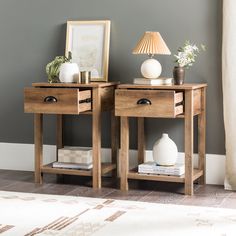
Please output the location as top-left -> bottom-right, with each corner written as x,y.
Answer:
65,20 -> 111,82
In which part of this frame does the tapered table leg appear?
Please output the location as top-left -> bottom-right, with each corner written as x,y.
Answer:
120,116 -> 129,191
138,117 -> 145,164
198,87 -> 206,184
56,114 -> 63,152
34,113 -> 43,184
184,90 -> 194,195
111,109 -> 119,178
56,114 -> 64,182
92,87 -> 102,189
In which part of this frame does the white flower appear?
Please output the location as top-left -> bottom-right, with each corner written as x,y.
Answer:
174,41 -> 203,68
184,45 -> 194,54
193,45 -> 199,51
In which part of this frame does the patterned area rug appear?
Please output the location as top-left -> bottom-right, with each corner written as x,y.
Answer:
0,191 -> 236,236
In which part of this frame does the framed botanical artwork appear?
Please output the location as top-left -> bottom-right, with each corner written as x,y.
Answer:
65,20 -> 111,82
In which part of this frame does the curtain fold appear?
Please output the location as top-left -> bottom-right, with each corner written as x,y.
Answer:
222,0 -> 236,190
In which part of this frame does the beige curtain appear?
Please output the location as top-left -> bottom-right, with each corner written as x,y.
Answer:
222,0 -> 236,190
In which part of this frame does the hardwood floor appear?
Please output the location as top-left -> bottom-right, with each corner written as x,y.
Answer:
0,169 -> 235,209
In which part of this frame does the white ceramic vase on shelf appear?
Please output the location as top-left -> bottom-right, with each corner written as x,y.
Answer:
153,133 -> 178,166
59,62 -> 79,83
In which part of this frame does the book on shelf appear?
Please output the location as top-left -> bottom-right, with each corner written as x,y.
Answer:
133,77 -> 173,85
138,162 -> 184,176
58,146 -> 92,164
52,162 -> 93,170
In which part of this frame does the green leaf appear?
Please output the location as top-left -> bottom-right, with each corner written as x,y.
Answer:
201,44 -> 206,51
46,54 -> 71,83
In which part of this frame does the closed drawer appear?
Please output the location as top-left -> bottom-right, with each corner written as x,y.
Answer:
115,89 -> 183,117
24,88 -> 91,114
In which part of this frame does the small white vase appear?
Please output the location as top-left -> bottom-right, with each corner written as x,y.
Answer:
59,62 -> 79,83
153,133 -> 178,166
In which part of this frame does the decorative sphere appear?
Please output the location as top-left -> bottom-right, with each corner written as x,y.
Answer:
141,58 -> 162,79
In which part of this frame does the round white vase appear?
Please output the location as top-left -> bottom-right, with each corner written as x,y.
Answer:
59,62 -> 79,83
153,133 -> 178,166
141,58 -> 162,79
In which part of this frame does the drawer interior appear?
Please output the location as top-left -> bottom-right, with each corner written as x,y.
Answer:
174,92 -> 184,116
175,92 -> 184,104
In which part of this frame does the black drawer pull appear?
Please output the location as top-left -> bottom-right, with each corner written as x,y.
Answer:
137,98 -> 152,105
44,96 -> 57,103
79,98 -> 92,104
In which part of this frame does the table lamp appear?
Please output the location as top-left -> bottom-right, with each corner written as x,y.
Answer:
132,31 -> 171,79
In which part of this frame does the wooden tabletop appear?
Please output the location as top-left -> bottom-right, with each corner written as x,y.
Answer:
32,82 -> 119,88
117,83 -> 207,90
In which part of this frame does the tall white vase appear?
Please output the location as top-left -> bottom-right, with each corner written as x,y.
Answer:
153,133 -> 178,166
59,62 -> 79,83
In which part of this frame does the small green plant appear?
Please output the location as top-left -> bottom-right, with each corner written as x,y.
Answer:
46,52 -> 72,83
174,41 -> 205,68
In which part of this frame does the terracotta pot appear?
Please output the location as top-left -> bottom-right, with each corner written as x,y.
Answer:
173,66 -> 185,85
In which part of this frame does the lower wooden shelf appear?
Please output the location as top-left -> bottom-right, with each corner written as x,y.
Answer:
128,168 -> 203,183
41,162 -> 116,176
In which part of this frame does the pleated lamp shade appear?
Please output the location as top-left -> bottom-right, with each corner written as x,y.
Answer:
132,31 -> 171,55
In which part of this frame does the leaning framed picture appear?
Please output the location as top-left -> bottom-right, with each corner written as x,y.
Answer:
65,20 -> 111,82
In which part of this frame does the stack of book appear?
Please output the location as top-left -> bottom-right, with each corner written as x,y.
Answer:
52,147 -> 93,170
138,162 -> 185,176
133,77 -> 173,85
52,162 -> 93,170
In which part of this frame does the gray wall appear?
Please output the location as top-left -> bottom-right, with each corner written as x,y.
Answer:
0,0 -> 224,154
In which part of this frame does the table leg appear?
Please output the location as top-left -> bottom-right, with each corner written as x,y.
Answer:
184,90 -> 194,195
111,109 -> 119,178
56,115 -> 63,150
56,114 -> 64,182
198,87 -> 206,184
138,117 -> 145,164
92,87 -> 102,189
34,113 -> 43,184
56,115 -> 63,156
120,116 -> 129,191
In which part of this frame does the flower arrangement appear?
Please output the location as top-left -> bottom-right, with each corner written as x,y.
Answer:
174,41 -> 205,68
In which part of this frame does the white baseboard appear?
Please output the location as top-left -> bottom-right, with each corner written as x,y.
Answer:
0,142 -> 225,185
0,143 -> 57,171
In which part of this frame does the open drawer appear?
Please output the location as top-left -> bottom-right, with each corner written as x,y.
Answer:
24,88 -> 91,114
115,89 -> 183,118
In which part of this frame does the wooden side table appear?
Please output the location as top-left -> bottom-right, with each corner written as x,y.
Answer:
24,82 -> 119,189
115,83 -> 207,195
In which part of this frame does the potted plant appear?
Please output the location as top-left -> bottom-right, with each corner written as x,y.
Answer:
173,41 -> 205,85
46,52 -> 79,83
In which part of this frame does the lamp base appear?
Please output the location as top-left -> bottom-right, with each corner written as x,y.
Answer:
141,58 -> 162,79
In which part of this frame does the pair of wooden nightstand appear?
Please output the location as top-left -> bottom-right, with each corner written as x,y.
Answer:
24,82 -> 119,189
115,83 -> 207,196
24,82 -> 206,195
